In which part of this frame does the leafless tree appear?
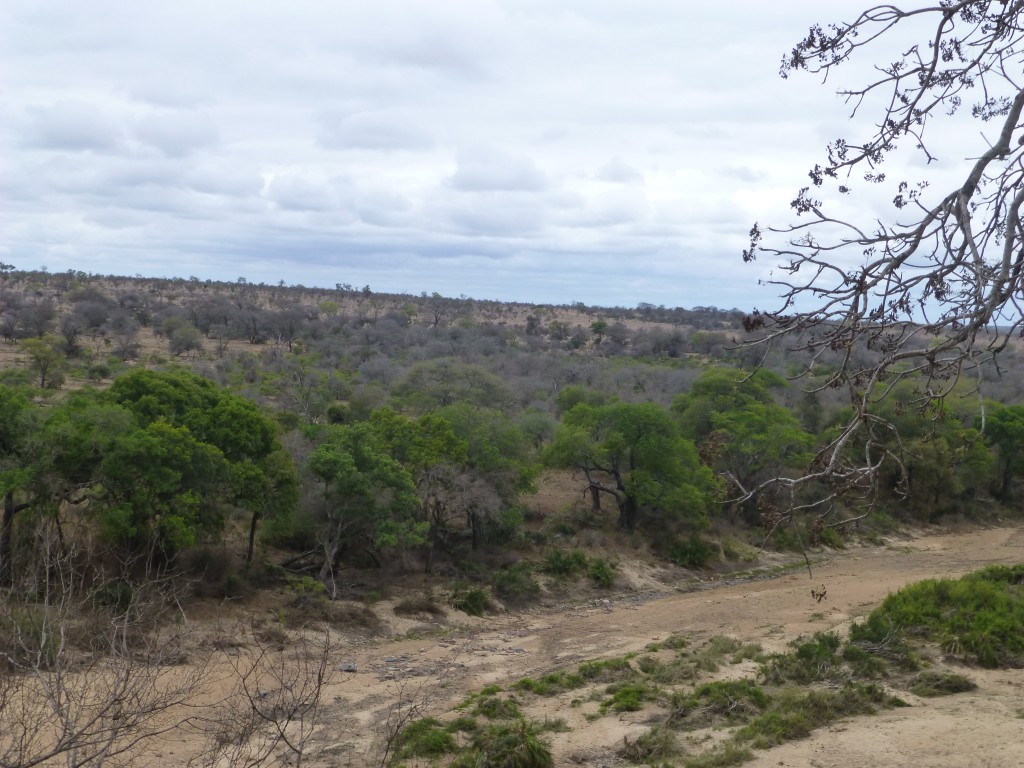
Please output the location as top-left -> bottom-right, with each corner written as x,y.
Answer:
742,1 -> 1024,521
188,625 -> 332,768
0,538 -> 208,768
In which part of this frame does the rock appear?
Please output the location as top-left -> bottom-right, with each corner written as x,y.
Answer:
340,661 -> 358,672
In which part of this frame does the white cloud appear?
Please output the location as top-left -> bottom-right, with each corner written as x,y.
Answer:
1,0 -> 973,308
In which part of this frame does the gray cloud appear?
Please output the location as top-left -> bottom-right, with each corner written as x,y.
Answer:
449,148 -> 548,192
318,111 -> 435,151
22,101 -> 126,152
2,0 -> 950,308
134,110 -> 219,157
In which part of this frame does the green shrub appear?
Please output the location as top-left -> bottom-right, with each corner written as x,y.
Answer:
671,680 -> 770,726
543,549 -> 589,576
578,656 -> 635,682
452,719 -> 554,768
492,563 -> 542,604
449,585 -> 492,617
850,571 -> 1024,667
681,741 -> 753,768
512,671 -> 585,696
396,717 -> 456,758
601,681 -> 655,713
670,534 -> 716,569
619,724 -> 682,763
908,670 -> 977,697
736,684 -> 888,748
760,632 -> 844,685
588,557 -> 616,588
471,694 -> 523,720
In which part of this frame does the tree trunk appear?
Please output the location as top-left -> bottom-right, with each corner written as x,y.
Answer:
246,510 -> 260,564
616,494 -> 638,532
0,491 -> 15,584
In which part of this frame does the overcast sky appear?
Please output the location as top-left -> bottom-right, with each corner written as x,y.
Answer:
1,1 -> 964,309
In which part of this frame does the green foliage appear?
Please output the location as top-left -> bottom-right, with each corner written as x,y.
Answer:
449,585 -> 493,617
578,656 -> 635,682
669,533 -> 717,569
600,681 -> 655,713
451,719 -> 553,768
396,717 -> 457,759
619,724 -> 681,764
470,694 -> 523,720
546,401 -> 716,531
542,548 -> 588,576
512,671 -> 585,696
491,562 -> 541,604
760,632 -> 844,685
587,557 -> 615,588
908,670 -> 977,697
671,680 -> 770,725
849,566 -> 1024,667
735,684 -> 889,748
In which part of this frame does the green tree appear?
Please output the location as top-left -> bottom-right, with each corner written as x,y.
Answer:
984,403 -> 1024,501
96,420 -> 229,558
673,368 -> 815,518
369,407 -> 467,571
546,402 -> 715,531
435,403 -> 537,547
392,358 -> 512,413
107,370 -> 294,562
308,422 -> 421,577
0,385 -> 37,583
20,335 -> 66,389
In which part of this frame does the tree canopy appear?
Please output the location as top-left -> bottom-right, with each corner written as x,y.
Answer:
743,1 -> 1024,519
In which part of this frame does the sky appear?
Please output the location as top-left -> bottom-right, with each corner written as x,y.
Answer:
0,1 -> 972,309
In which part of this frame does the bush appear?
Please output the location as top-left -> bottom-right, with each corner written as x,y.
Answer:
492,563 -> 542,604
542,549 -> 589,576
396,717 -> 456,759
849,570 -> 1024,667
671,680 -> 770,726
619,724 -> 681,763
908,670 -> 977,697
452,719 -> 554,768
449,586 -> 493,617
670,534 -> 716,569
760,632 -> 844,685
588,557 -> 615,588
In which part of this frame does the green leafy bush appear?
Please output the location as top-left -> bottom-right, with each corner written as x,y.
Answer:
451,719 -> 554,768
908,670 -> 977,697
670,534 -> 716,569
850,569 -> 1024,667
588,557 -> 615,588
449,585 -> 492,617
396,717 -> 456,758
492,562 -> 542,604
542,549 -> 589,576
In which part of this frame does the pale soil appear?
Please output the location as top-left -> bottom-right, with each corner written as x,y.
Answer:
143,524 -> 1024,768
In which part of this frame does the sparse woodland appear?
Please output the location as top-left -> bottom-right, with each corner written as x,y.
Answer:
1,268 -> 1024,765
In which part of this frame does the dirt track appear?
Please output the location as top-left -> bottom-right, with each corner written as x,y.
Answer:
160,526 -> 1024,767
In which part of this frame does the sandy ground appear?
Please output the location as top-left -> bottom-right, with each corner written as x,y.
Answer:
145,525 -> 1024,767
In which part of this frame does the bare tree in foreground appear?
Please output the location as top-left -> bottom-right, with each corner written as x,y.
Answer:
742,1 -> 1024,521
0,540 -> 208,768
187,625 -> 332,768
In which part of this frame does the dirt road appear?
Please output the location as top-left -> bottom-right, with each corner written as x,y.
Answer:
161,526 -> 1024,767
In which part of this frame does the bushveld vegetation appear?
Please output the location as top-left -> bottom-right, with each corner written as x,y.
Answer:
3,269 -> 1024,598
1,268 -> 1024,766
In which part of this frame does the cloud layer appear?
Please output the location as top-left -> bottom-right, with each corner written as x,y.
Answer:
2,0 -> 966,308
